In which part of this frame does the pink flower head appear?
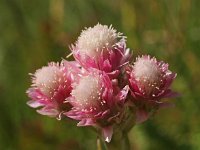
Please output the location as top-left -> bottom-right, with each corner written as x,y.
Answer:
65,69 -> 129,142
72,23 -> 131,78
26,61 -> 80,119
127,55 -> 178,123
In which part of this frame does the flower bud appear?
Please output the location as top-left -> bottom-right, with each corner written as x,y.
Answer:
27,61 -> 80,119
128,55 -> 177,99
72,23 -> 131,75
65,69 -> 129,142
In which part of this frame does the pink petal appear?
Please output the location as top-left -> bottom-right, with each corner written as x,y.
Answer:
116,85 -> 129,103
77,118 -> 94,126
102,126 -> 113,143
27,100 -> 44,108
107,70 -> 120,79
163,90 -> 180,98
37,107 -> 58,117
158,102 -> 175,108
136,109 -> 149,124
102,59 -> 112,72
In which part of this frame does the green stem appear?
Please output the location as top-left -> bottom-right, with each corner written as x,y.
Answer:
97,137 -> 108,150
106,132 -> 130,150
97,132 -> 130,150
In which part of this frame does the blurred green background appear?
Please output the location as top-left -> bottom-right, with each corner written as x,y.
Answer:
0,0 -> 200,149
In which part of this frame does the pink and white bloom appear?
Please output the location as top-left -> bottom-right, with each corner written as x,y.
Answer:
65,69 -> 129,142
26,61 -> 80,119
71,23 -> 131,78
126,55 -> 178,123
26,23 -> 179,145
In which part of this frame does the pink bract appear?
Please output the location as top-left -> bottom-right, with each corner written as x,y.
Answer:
64,69 -> 129,142
26,60 -> 81,119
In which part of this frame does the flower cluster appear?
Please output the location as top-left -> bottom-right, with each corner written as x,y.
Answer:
27,23 -> 178,142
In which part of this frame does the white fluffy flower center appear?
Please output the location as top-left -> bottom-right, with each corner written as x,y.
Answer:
133,57 -> 162,95
77,24 -> 119,58
34,66 -> 63,96
72,75 -> 102,109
